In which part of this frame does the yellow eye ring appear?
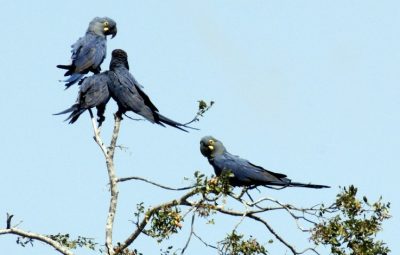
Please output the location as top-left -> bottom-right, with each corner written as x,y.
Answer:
208,139 -> 215,145
103,21 -> 109,27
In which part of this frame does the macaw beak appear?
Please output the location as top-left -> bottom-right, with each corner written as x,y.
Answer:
104,26 -> 117,38
200,142 -> 210,157
110,27 -> 117,38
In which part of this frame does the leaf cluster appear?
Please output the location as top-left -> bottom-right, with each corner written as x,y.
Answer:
218,230 -> 268,255
47,233 -> 97,250
311,185 -> 391,255
146,206 -> 183,242
194,171 -> 233,198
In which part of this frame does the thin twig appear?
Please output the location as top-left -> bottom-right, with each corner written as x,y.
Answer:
192,232 -> 218,250
297,247 -> 321,255
183,100 -> 214,126
247,214 -> 298,254
180,213 -> 195,254
231,193 -> 322,231
117,176 -> 195,191
184,199 -> 303,255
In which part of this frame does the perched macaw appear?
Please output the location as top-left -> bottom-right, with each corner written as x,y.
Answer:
200,136 -> 330,189
107,49 -> 193,132
57,17 -> 117,88
54,72 -> 111,126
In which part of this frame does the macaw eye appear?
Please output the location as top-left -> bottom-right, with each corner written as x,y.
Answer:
103,21 -> 109,27
208,139 -> 215,145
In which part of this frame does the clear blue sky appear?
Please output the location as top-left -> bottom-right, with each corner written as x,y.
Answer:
1,1 -> 398,254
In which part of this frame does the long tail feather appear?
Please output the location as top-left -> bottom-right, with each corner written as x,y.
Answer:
53,104 -> 85,124
53,105 -> 78,115
56,64 -> 71,70
288,182 -> 330,189
63,73 -> 85,89
157,113 -> 199,132
258,181 -> 330,190
67,109 -> 86,124
262,181 -> 330,189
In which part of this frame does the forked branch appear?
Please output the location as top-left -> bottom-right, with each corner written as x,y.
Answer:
0,215 -> 74,255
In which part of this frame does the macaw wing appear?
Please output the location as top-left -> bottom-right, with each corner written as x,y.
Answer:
213,153 -> 289,186
247,162 -> 287,179
109,72 -> 155,121
71,35 -> 106,73
79,72 -> 111,108
133,84 -> 159,113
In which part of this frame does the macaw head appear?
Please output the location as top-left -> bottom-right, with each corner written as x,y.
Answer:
110,49 -> 129,69
200,136 -> 226,158
88,17 -> 117,38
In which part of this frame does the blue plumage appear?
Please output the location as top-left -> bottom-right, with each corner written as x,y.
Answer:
57,17 -> 117,89
107,49 -> 194,132
54,72 -> 111,126
200,136 -> 330,189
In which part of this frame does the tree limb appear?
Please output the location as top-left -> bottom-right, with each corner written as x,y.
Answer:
114,189 -> 197,253
91,114 -> 122,255
180,213 -> 195,254
0,228 -> 74,255
105,115 -> 121,255
183,199 -> 310,255
115,172 -> 325,254
90,109 -> 108,157
117,176 -> 195,191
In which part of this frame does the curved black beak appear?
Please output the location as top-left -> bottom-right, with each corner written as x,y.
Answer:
110,26 -> 117,39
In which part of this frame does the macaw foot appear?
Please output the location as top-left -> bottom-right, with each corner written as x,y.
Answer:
114,111 -> 123,120
97,115 -> 105,127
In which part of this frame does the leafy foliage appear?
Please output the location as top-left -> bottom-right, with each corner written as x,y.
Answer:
15,233 -> 98,251
194,170 -> 233,198
16,236 -> 34,247
197,100 -> 214,117
47,233 -> 97,250
146,206 -> 183,242
311,185 -> 391,255
218,231 -> 268,255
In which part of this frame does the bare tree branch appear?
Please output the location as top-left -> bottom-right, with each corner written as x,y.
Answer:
192,232 -> 218,250
105,115 -> 121,255
181,198 -> 310,255
117,176 -> 195,191
0,228 -> 74,255
231,194 -> 318,232
6,213 -> 13,229
108,115 -> 121,159
91,114 -> 122,255
246,213 -> 298,254
90,109 -> 108,157
180,213 -> 195,254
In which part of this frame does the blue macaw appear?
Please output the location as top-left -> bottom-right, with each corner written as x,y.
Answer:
107,49 -> 194,132
57,17 -> 117,89
54,72 -> 111,126
200,136 -> 330,189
